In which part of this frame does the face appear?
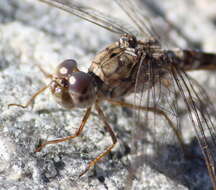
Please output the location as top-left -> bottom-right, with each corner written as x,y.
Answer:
50,59 -> 96,109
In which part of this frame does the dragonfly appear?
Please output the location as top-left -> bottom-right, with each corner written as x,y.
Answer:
8,0 -> 216,188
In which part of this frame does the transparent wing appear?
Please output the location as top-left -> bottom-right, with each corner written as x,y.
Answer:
39,0 -> 138,35
114,0 -> 161,42
132,55 -> 216,188
114,0 -> 196,49
171,66 -> 216,188
39,0 -> 188,48
140,0 -> 196,48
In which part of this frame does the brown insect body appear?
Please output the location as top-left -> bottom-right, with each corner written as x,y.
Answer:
89,35 -> 172,99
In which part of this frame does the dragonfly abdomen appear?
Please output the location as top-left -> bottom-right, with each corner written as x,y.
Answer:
173,49 -> 216,71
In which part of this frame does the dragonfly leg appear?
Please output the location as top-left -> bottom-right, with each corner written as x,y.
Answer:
35,107 -> 92,152
79,103 -> 117,177
106,99 -> 187,154
8,64 -> 53,109
36,64 -> 53,79
8,85 -> 49,109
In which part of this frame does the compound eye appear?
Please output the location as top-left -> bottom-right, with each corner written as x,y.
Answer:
56,59 -> 78,78
68,72 -> 95,108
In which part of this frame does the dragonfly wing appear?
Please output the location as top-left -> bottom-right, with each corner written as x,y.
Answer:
39,0 -> 138,35
114,0 -> 196,49
171,66 -> 216,187
131,52 -> 216,188
114,0 -> 160,41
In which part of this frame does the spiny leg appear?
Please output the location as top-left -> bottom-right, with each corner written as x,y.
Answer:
8,85 -> 49,109
36,64 -> 53,79
35,107 -> 92,152
8,64 -> 52,108
106,99 -> 187,154
79,103 -> 117,177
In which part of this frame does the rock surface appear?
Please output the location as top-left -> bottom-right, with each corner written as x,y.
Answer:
0,0 -> 216,190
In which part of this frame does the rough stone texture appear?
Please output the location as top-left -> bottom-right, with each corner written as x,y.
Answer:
0,0 -> 216,190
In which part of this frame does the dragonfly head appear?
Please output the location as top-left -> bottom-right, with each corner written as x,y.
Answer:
50,59 -> 96,109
